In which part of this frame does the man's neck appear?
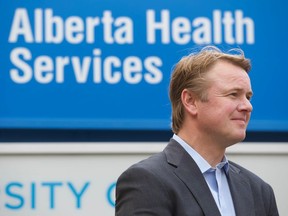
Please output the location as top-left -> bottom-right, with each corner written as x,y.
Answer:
176,130 -> 226,167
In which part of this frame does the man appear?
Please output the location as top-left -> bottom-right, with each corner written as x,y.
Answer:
115,46 -> 279,216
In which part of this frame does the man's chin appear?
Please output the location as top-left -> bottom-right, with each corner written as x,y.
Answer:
228,131 -> 247,146
234,132 -> 246,143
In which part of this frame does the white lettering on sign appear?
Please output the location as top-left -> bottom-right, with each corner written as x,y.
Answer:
8,9 -> 133,44
7,8 -> 255,85
146,9 -> 255,45
9,48 -> 163,84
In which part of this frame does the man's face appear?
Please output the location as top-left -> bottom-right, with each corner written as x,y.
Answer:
196,60 -> 253,147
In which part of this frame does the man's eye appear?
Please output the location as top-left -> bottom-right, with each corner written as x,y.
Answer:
230,92 -> 237,97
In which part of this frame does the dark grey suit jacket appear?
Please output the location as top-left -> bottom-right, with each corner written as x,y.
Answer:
116,139 -> 279,216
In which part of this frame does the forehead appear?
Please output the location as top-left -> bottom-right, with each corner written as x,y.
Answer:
205,60 -> 252,89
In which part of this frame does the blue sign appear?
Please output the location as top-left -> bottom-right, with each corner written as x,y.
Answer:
1,0 -> 288,131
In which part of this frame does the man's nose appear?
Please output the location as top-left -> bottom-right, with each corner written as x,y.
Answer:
237,98 -> 253,112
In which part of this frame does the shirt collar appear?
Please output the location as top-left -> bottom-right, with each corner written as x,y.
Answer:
173,134 -> 230,174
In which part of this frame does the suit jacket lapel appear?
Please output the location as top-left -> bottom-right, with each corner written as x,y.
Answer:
228,163 -> 255,216
164,139 -> 221,216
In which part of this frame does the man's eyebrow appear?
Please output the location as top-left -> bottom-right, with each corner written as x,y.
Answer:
228,87 -> 253,95
248,90 -> 253,96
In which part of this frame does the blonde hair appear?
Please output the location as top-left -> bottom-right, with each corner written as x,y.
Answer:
169,46 -> 251,133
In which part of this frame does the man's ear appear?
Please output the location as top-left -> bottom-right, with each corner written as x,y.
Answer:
181,89 -> 198,115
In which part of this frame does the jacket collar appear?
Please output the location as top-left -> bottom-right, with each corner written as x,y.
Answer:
228,162 -> 255,216
164,139 -> 221,216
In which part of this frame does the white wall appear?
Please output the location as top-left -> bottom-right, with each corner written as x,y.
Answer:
0,142 -> 287,216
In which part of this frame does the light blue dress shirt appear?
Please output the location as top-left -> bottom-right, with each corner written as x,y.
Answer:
173,134 -> 236,216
